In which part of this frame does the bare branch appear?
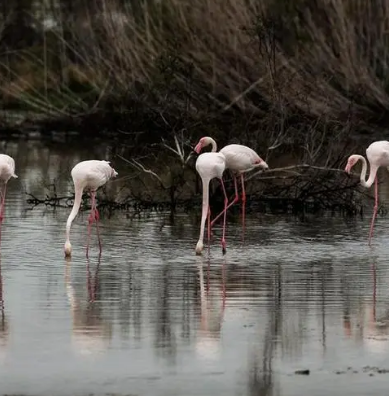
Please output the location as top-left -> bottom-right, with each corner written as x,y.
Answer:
161,138 -> 182,157
246,164 -> 354,182
130,159 -> 166,187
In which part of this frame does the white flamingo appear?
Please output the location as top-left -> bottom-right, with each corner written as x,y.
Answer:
195,149 -> 228,255
64,160 -> 117,257
345,140 -> 389,245
0,154 -> 17,241
194,137 -> 268,230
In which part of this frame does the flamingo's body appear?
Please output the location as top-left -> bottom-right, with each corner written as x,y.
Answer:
194,137 -> 268,229
0,155 -> 17,238
64,160 -> 118,257
195,148 -> 228,255
220,144 -> 267,173
0,155 -> 17,184
345,140 -> 389,244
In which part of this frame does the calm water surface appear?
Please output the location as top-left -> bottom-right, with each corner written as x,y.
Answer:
0,140 -> 389,395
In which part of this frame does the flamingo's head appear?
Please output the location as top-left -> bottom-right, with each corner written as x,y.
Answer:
345,155 -> 359,174
195,241 -> 204,255
194,137 -> 212,154
255,158 -> 269,170
110,167 -> 118,178
104,161 -> 118,178
64,241 -> 72,257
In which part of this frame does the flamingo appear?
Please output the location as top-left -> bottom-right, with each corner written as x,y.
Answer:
194,137 -> 268,230
195,150 -> 228,255
345,140 -> 389,245
64,160 -> 118,258
0,155 -> 17,240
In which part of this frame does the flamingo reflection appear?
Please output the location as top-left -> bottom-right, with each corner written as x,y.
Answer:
343,261 -> 389,353
0,258 -> 8,363
363,261 -> 389,353
86,257 -> 100,303
65,255 -> 112,357
195,258 -> 226,360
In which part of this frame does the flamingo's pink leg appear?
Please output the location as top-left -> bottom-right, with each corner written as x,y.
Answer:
368,177 -> 378,246
211,175 -> 239,227
241,174 -> 246,240
219,178 -> 228,254
89,191 -> 102,255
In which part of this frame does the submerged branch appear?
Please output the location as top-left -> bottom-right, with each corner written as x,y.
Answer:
25,161 -> 369,216
246,164 -> 355,181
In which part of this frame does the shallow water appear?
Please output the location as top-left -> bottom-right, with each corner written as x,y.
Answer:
1,140 -> 389,395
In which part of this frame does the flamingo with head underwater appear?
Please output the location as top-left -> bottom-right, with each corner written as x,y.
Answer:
194,137 -> 268,231
64,160 -> 118,258
345,140 -> 389,245
195,149 -> 228,255
0,154 -> 17,242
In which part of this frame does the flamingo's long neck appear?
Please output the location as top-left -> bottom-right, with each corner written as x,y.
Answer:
209,138 -> 217,152
196,178 -> 210,253
358,156 -> 378,188
65,184 -> 84,245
